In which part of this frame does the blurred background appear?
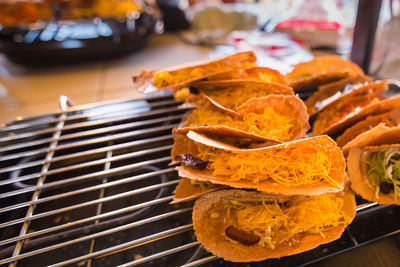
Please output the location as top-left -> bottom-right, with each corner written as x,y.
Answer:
0,0 -> 399,123
1,1 -> 400,267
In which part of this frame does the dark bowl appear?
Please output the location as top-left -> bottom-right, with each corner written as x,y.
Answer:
0,11 -> 159,65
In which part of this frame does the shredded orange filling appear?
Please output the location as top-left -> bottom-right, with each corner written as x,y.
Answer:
225,194 -> 351,249
208,69 -> 278,83
256,72 -> 276,83
205,86 -> 281,110
186,101 -> 302,141
152,61 -> 255,88
195,142 -> 342,188
190,179 -> 219,192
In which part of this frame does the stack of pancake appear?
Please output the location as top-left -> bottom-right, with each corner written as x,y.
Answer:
287,57 -> 400,206
134,52 -> 393,262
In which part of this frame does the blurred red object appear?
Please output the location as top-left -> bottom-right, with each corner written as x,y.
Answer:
189,0 -> 235,6
276,19 -> 340,30
230,31 -> 313,73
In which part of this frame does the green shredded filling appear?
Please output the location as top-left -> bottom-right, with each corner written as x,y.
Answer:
366,149 -> 400,200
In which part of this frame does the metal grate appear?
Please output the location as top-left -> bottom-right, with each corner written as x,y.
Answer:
0,92 -> 399,267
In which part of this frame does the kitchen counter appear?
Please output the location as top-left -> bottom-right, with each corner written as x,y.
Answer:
0,33 -> 213,125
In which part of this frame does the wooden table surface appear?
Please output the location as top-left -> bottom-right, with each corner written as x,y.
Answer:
0,34 -> 212,125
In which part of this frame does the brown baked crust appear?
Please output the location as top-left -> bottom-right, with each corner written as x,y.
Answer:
285,56 -> 364,91
176,132 -> 345,195
347,147 -> 400,205
192,189 -> 356,262
336,108 -> 400,147
133,51 -> 257,93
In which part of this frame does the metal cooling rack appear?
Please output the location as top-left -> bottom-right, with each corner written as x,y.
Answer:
0,92 -> 399,267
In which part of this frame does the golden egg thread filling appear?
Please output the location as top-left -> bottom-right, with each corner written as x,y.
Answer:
223,194 -> 352,249
186,100 -> 302,141
190,179 -> 220,191
204,86 -> 284,110
152,61 -> 255,88
195,141 -> 342,188
205,68 -> 283,84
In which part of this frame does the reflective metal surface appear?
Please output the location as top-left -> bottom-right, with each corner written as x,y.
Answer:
0,92 -> 399,266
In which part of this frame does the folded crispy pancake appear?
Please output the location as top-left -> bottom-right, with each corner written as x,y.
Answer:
191,80 -> 294,112
285,56 -> 364,91
173,67 -> 288,102
305,74 -> 373,116
133,51 -> 257,93
348,146 -> 400,205
343,123 -> 400,154
193,189 -> 356,262
171,94 -> 307,165
317,74 -> 372,92
200,67 -> 287,85
176,131 -> 345,195
171,134 -> 194,162
170,102 -> 285,165
345,124 -> 400,204
171,177 -> 227,203
176,94 -> 309,143
336,108 -> 400,147
170,128 -> 276,166
313,81 -> 390,136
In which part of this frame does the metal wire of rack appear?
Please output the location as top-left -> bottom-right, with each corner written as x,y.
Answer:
0,92 -> 399,267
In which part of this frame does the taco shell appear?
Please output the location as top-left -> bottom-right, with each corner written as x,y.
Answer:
171,178 -> 227,203
342,123 -> 400,155
192,189 -> 356,262
313,83 -> 394,136
285,56 -> 364,91
236,95 -> 309,140
176,94 -> 309,143
343,124 -> 400,204
201,67 -> 287,85
305,74 -> 373,116
347,146 -> 400,205
193,80 -> 294,111
317,74 -> 372,93
133,51 -> 257,93
176,131 -> 345,195
174,125 -> 280,143
171,135 -> 192,163
336,108 -> 400,147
